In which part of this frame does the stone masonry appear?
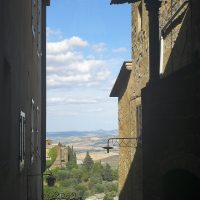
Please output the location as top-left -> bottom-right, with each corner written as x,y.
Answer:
111,0 -> 200,199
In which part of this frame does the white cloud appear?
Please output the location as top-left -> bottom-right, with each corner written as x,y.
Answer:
92,43 -> 107,53
112,47 -> 127,53
48,109 -> 79,116
47,74 -> 92,87
47,36 -> 112,89
96,70 -> 110,81
48,96 -> 100,106
47,36 -> 88,54
87,108 -> 104,112
46,27 -> 63,40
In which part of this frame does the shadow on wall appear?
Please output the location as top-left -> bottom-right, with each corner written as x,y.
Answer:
119,145 -> 143,200
164,7 -> 192,76
164,1 -> 200,76
0,59 -> 11,182
161,169 -> 200,200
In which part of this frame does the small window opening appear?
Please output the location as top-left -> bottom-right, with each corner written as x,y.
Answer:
136,105 -> 142,143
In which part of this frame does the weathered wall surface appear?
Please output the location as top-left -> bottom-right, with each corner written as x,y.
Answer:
118,1 -> 149,200
159,0 -> 200,76
142,62 -> 200,200
118,80 -> 132,196
142,0 -> 200,200
131,1 -> 149,97
0,0 -> 46,199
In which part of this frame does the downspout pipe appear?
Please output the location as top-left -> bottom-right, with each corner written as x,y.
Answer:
159,0 -> 189,76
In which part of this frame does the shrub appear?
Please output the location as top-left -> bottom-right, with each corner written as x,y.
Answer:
55,170 -> 70,181
60,178 -> 77,188
82,152 -> 94,170
104,182 -> 118,193
104,191 -> 116,200
93,183 -> 104,193
43,186 -> 60,200
102,164 -> 113,181
71,168 -> 83,181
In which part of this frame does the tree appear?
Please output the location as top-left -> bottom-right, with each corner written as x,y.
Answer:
102,164 -> 113,181
112,169 -> 118,180
46,146 -> 58,169
67,146 -> 77,169
48,146 -> 58,162
55,170 -> 70,181
83,151 -> 94,170
93,161 -> 103,174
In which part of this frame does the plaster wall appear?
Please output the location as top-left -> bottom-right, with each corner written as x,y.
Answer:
0,0 -> 46,199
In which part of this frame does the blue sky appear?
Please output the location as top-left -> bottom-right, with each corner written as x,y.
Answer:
47,0 -> 131,132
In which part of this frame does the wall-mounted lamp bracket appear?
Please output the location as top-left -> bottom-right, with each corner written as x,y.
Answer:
102,137 -> 138,153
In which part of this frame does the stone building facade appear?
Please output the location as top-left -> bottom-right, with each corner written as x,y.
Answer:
46,141 -> 69,169
51,143 -> 69,169
110,2 -> 149,199
110,0 -> 200,200
142,1 -> 200,200
0,0 -> 48,199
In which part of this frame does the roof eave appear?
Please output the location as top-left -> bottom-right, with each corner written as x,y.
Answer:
110,61 -> 132,97
110,0 -> 140,5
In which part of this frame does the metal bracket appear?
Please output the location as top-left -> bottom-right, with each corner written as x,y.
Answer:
103,137 -> 139,153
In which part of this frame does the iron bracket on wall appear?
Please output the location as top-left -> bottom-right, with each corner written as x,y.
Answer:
102,137 -> 140,153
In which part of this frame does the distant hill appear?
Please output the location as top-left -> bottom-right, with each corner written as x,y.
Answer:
46,129 -> 118,153
47,130 -> 118,138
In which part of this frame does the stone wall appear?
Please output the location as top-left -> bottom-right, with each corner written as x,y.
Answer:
142,62 -> 200,200
141,1 -> 200,200
160,0 -> 194,76
112,1 -> 200,200
51,144 -> 69,169
118,1 -> 149,199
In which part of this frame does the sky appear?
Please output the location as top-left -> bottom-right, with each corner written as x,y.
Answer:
46,0 -> 131,132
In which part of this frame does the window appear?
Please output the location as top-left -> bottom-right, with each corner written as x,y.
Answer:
136,105 -> 142,143
19,111 -> 26,171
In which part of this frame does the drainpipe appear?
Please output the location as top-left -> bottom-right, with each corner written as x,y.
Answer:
159,0 -> 189,76
159,35 -> 164,75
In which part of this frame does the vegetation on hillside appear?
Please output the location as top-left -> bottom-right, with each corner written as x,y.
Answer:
44,151 -> 118,200
46,146 -> 58,169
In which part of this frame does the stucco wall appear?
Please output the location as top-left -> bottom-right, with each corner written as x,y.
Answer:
0,0 -> 46,199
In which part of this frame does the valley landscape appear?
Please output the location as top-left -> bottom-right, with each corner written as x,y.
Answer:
47,130 -> 119,168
